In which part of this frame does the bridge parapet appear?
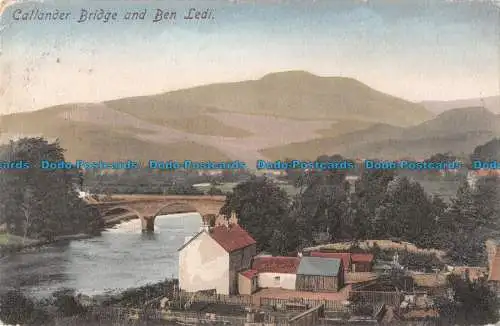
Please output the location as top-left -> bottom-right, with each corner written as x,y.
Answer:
90,195 -> 227,232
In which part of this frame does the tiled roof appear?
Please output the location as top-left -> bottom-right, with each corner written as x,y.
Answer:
351,253 -> 374,263
489,251 -> 500,282
297,257 -> 342,277
240,269 -> 258,279
310,252 -> 351,271
209,224 -> 256,253
471,169 -> 500,177
252,256 -> 300,274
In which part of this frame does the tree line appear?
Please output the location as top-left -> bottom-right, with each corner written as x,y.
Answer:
0,138 -> 103,241
82,166 -> 250,195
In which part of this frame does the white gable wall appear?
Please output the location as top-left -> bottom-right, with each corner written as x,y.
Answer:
179,231 -> 230,294
258,272 -> 296,290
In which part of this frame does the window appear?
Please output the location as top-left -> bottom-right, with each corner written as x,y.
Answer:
274,276 -> 280,281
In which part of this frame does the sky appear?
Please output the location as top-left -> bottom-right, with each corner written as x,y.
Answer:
0,0 -> 499,114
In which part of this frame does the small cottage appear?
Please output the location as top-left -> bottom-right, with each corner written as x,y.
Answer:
295,257 -> 344,292
251,256 -> 300,290
351,253 -> 374,272
238,270 -> 259,295
178,223 -> 257,295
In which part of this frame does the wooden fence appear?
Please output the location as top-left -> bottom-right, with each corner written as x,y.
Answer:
79,307 -> 249,324
289,305 -> 325,326
179,291 -> 253,306
349,290 -> 404,306
73,306 -> 299,325
165,311 -> 248,325
178,291 -> 351,313
259,297 -> 350,313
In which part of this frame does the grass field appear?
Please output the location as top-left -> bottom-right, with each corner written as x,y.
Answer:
0,232 -> 8,245
0,232 -> 38,247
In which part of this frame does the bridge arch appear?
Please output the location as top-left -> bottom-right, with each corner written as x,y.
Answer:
145,201 -> 222,232
104,206 -> 144,221
153,201 -> 199,217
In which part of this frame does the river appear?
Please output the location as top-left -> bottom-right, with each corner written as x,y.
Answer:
0,213 -> 202,298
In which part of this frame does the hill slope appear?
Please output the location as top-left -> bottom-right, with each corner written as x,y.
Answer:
105,71 -> 433,127
261,107 -> 500,160
401,107 -> 500,139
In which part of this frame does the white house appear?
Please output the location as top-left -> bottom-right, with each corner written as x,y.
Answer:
251,256 -> 300,290
178,223 -> 257,295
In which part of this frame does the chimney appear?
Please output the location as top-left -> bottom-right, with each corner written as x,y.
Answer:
200,220 -> 210,232
230,211 -> 238,224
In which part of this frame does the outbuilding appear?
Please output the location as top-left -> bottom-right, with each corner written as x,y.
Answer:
252,256 -> 300,290
351,253 -> 374,272
295,257 -> 344,292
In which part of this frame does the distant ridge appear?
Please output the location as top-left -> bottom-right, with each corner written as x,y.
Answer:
261,106 -> 500,160
422,96 -> 500,114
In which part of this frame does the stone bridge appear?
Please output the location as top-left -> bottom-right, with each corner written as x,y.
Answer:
90,195 -> 227,232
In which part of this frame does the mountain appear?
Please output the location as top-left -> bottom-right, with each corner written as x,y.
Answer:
104,71 -> 433,127
422,96 -> 500,114
0,71 -> 433,164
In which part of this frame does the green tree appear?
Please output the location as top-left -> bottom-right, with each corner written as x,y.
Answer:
291,155 -> 353,242
286,194 -> 315,251
474,175 -> 500,232
444,181 -> 477,233
323,181 -> 351,241
470,137 -> 500,163
444,178 -> 499,265
351,169 -> 396,234
437,274 -> 499,325
220,176 -> 290,253
0,290 -> 35,324
377,177 -> 439,247
0,137 -> 103,240
51,288 -> 87,317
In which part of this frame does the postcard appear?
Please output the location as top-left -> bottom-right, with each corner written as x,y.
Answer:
0,0 -> 499,324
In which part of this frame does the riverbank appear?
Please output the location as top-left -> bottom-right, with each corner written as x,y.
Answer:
0,211 -> 141,258
0,232 -> 94,258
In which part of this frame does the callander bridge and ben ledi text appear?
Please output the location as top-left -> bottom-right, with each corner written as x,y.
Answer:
11,7 -> 215,23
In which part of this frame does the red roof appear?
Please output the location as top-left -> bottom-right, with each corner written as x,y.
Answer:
473,169 -> 500,177
252,256 -> 300,274
209,224 -> 256,253
310,252 -> 351,271
351,253 -> 374,263
240,269 -> 259,279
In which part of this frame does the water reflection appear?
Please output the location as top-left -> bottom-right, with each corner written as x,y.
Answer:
0,213 -> 202,298
140,232 -> 157,241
